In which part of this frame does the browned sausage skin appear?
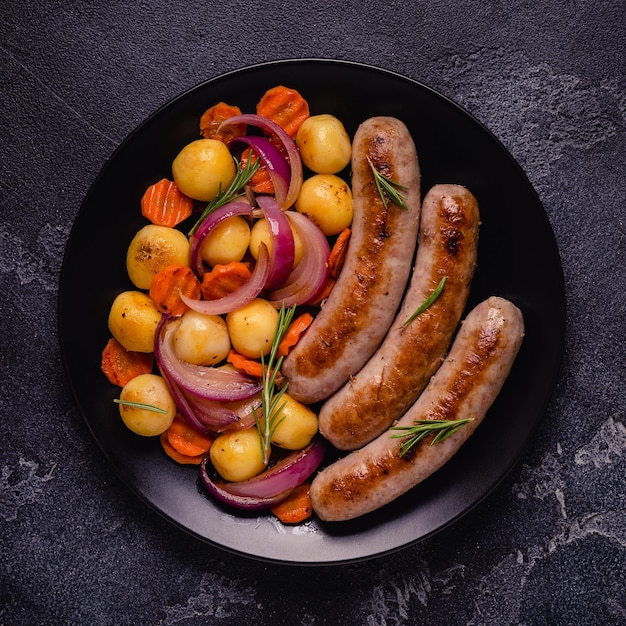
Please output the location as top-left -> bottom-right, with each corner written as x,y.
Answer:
310,296 -> 525,522
319,184 -> 480,450
282,117 -> 421,404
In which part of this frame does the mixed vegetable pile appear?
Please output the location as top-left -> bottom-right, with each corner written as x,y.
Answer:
101,86 -> 354,524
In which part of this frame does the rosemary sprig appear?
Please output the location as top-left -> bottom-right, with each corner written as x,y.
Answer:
391,418 -> 474,457
367,157 -> 409,210
403,276 -> 447,327
188,155 -> 260,236
114,399 -> 168,414
254,303 -> 297,464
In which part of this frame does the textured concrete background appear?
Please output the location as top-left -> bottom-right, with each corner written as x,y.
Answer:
1,1 -> 625,624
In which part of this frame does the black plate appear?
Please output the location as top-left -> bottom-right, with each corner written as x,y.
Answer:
58,59 -> 565,565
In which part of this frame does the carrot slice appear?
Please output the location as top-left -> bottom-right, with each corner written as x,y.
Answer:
328,228 -> 351,278
227,350 -> 263,378
277,312 -> 313,357
141,179 -> 194,228
199,102 -> 246,142
200,262 -> 252,301
240,147 -> 275,194
101,337 -> 154,387
256,85 -> 310,139
160,432 -> 206,465
250,168 -> 275,194
270,482 -> 314,524
149,263 -> 201,316
306,228 -> 351,306
166,413 -> 213,457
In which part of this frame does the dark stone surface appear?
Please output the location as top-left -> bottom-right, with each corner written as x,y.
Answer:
1,1 -> 624,624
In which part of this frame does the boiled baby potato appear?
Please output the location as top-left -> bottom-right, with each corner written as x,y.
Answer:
118,373 -> 176,436
172,138 -> 236,202
270,393 -> 318,450
210,427 -> 266,482
173,310 -> 231,366
126,224 -> 190,290
295,174 -> 353,236
200,215 -> 251,266
108,290 -> 162,353
226,298 -> 279,359
296,114 -> 352,174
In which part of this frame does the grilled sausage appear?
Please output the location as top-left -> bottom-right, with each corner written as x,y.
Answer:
283,117 -> 421,404
318,184 -> 480,450
310,296 -> 525,522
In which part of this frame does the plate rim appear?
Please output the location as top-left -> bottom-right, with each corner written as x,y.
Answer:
58,58 -> 567,566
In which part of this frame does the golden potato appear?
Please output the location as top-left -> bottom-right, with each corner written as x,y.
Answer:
126,224 -> 190,290
248,217 -> 304,267
172,138 -> 236,202
210,427 -> 266,482
200,215 -> 251,266
173,310 -> 231,366
226,298 -> 279,359
295,174 -> 353,236
118,374 -> 176,436
270,393 -> 318,450
108,290 -> 162,353
296,114 -> 352,174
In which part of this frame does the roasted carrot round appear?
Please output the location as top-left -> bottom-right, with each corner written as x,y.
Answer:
149,263 -> 201,316
160,432 -> 207,465
101,337 -> 154,387
141,178 -> 194,228
200,261 -> 252,301
240,147 -> 276,194
256,86 -> 310,139
270,482 -> 314,524
199,102 -> 246,142
227,350 -> 263,378
166,413 -> 213,457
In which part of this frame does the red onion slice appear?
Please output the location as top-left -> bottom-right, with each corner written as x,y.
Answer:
219,438 -> 326,498
177,382 -> 239,430
267,212 -> 330,307
185,391 -> 262,432
200,458 -> 293,510
199,438 -> 326,511
256,195 -> 295,290
182,393 -> 243,429
219,114 -> 303,209
163,379 -> 216,434
160,371 -> 261,433
188,200 -> 253,278
228,135 -> 290,207
155,349 -> 237,432
155,317 -> 261,402
212,394 -> 261,433
180,243 -> 271,316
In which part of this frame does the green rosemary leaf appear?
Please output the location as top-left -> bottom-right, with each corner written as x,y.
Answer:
403,276 -> 447,327
113,398 -> 168,414
390,418 -> 473,457
367,157 -> 409,210
254,302 -> 297,464
188,155 -> 260,236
